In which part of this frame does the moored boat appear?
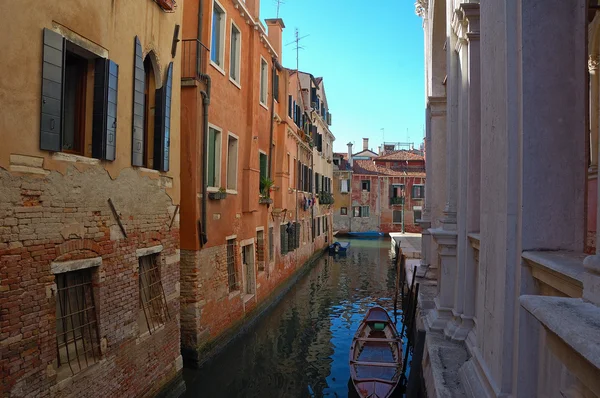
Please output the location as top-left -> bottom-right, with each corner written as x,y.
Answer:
349,307 -> 402,398
328,241 -> 350,255
347,231 -> 385,238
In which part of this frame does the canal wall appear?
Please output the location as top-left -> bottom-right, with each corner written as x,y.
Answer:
181,234 -> 330,367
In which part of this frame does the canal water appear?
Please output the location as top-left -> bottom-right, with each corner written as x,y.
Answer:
182,238 -> 408,398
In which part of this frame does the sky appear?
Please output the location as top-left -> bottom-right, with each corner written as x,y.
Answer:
259,0 -> 425,154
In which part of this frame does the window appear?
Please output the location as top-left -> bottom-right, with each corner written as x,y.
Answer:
207,126 -> 222,188
317,217 -> 321,236
341,207 -> 348,215
227,239 -> 238,292
257,230 -> 265,271
211,1 -> 226,68
413,206 -> 422,222
139,254 -> 170,334
142,55 -> 156,168
259,152 -> 268,194
361,180 -> 370,191
412,184 -> 425,199
260,57 -> 268,105
226,134 -> 238,191
391,184 -> 405,198
269,226 -> 274,260
353,206 -> 370,217
280,224 -> 288,255
340,179 -> 350,193
393,210 -> 403,224
55,268 -> 100,376
40,29 -> 118,161
229,23 -> 241,83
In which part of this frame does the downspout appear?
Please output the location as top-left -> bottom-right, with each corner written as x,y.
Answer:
268,59 -> 277,181
198,0 -> 212,246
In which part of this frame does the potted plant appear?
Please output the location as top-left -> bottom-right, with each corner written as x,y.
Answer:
209,187 -> 227,200
259,177 -> 274,205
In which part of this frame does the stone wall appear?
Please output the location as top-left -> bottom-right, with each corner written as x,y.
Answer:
0,166 -> 181,397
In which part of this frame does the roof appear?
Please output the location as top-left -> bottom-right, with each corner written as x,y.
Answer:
376,150 -> 424,161
352,149 -> 378,158
352,160 -> 425,178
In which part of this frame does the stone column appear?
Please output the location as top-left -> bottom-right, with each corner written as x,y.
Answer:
448,3 -> 480,343
417,105 -> 432,276
589,55 -> 599,174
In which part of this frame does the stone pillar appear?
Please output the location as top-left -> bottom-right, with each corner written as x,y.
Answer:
427,97 -> 447,282
448,3 -> 481,343
427,230 -> 457,330
417,105 -> 432,276
590,55 -> 599,174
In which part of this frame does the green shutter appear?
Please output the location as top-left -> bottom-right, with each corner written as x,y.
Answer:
207,129 -> 216,187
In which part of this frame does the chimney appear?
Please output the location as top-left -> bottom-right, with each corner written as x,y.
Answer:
363,138 -> 369,151
347,142 -> 353,167
265,19 -> 285,58
245,0 -> 261,20
377,146 -> 381,155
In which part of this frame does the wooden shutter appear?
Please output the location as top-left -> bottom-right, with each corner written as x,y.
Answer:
92,59 -> 118,161
288,95 -> 292,117
315,172 -> 320,192
273,73 -> 279,102
132,36 -> 145,166
154,62 -> 173,172
40,28 -> 64,152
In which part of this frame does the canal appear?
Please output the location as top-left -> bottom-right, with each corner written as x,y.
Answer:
181,237 -> 408,397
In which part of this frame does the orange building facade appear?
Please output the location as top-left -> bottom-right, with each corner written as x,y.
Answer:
179,0 -> 334,364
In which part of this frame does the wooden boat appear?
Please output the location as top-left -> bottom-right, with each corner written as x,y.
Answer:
349,307 -> 402,398
347,231 -> 385,238
328,241 -> 350,255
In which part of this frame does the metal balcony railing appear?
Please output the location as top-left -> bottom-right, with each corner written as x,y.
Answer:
390,196 -> 404,206
181,39 -> 209,80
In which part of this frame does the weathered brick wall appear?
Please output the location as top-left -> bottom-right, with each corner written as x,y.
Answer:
180,210 -> 332,364
0,166 -> 181,397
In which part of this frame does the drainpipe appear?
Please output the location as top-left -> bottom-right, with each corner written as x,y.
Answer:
268,59 -> 277,181
198,0 -> 212,246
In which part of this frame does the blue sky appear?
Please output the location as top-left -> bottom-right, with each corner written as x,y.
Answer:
259,0 -> 425,153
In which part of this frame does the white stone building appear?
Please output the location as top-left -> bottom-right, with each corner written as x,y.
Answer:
415,0 -> 600,397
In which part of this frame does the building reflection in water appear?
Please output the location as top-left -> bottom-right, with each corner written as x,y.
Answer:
182,238 -> 402,398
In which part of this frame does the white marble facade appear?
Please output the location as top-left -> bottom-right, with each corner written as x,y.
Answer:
417,0 -> 600,397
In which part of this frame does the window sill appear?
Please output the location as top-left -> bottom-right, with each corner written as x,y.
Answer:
520,295 -> 600,370
467,233 -> 480,251
522,251 -> 585,298
207,186 -> 220,193
210,61 -> 226,76
229,77 -> 241,89
228,290 -> 241,300
52,152 -> 100,165
243,293 -> 255,304
136,323 -> 166,345
226,189 -> 238,195
260,101 -> 269,111
134,166 -> 160,174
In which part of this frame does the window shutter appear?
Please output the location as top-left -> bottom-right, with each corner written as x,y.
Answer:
132,36 -> 145,166
154,62 -> 173,172
317,134 -> 323,152
288,95 -> 292,117
92,59 -> 118,161
315,172 -> 320,192
40,28 -> 64,152
274,73 -> 279,101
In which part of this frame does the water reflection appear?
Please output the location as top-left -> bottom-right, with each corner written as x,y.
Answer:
182,238 -> 404,398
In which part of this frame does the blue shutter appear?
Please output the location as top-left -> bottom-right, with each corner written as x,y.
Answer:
132,36 -> 145,166
154,62 -> 173,172
40,28 -> 64,152
92,59 -> 118,161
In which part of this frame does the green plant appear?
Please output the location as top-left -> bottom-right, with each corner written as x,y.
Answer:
218,187 -> 226,193
260,177 -> 274,198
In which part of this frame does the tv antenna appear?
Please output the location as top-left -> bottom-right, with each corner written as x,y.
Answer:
274,0 -> 285,18
286,28 -> 309,72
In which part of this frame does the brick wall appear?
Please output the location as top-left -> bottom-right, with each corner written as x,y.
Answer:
180,210 -> 332,364
0,166 -> 181,397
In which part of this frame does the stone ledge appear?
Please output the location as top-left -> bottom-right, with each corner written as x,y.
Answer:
136,245 -> 164,257
522,251 -> 584,298
520,295 -> 600,370
51,257 -> 102,274
467,233 -> 480,250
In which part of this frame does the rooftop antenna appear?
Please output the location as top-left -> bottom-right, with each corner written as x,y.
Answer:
274,0 -> 285,18
286,28 -> 309,72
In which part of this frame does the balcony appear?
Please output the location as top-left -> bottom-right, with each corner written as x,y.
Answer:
181,39 -> 209,82
390,196 -> 404,206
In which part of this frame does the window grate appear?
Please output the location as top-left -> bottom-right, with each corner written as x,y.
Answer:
269,227 -> 274,261
257,230 -> 265,270
227,239 -> 238,291
139,254 -> 170,335
55,269 -> 100,376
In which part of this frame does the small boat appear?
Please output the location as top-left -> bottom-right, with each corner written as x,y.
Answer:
347,231 -> 385,238
349,307 -> 402,398
328,241 -> 350,255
